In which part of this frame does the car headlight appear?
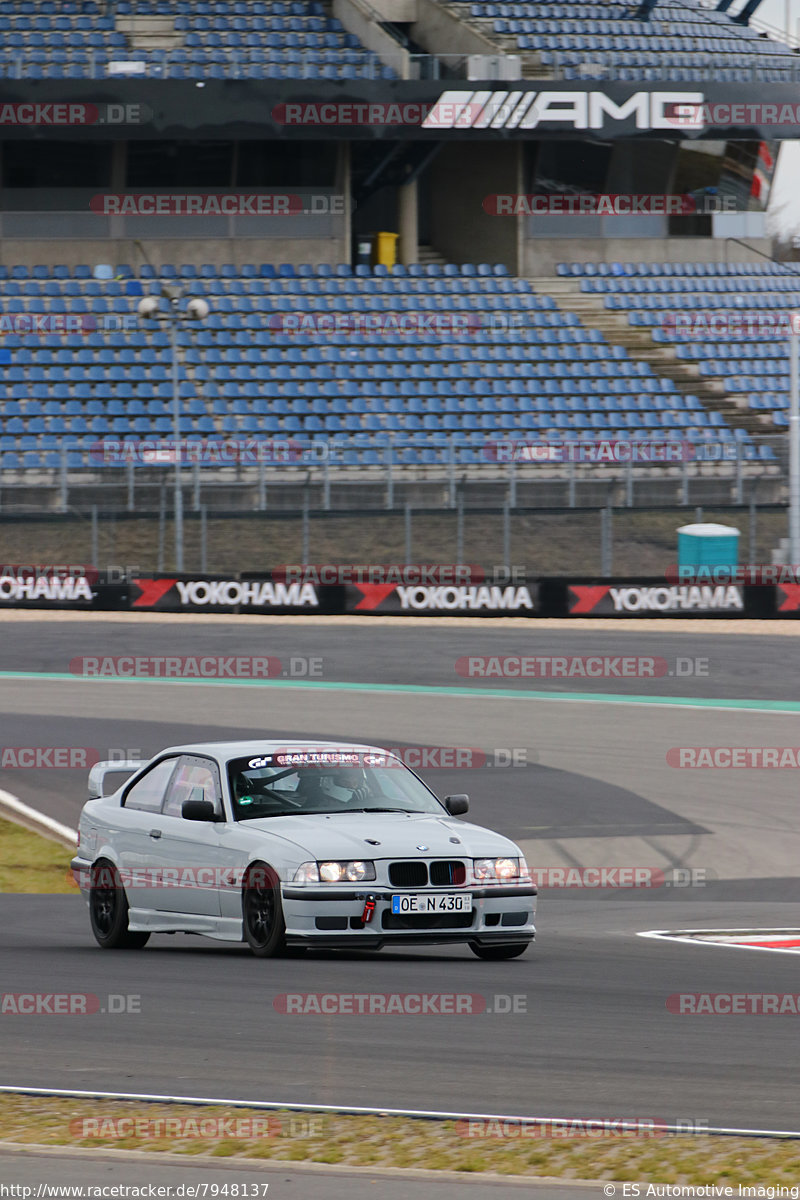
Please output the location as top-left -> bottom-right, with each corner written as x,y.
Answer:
473,857 -> 520,882
320,860 -> 376,883
293,860 -> 377,884
293,862 -> 320,884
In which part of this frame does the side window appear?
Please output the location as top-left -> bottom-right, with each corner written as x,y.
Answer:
123,758 -> 179,813
162,756 -> 221,819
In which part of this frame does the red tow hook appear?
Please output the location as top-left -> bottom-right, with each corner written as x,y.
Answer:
361,894 -> 377,924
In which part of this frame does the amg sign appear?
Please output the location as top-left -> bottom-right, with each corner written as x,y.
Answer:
423,90 -> 704,132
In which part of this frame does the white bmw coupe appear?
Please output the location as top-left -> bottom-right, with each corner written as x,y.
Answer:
72,741 -> 536,960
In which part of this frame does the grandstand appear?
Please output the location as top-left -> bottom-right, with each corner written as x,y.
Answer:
559,261 -> 798,439
0,0 -> 793,82
456,0 -> 798,81
0,0 -> 394,80
0,0 -> 794,529
0,260 -> 781,472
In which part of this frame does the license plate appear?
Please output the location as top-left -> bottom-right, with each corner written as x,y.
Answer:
391,892 -> 472,914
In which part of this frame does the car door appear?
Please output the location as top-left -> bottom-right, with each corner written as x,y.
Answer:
148,754 -> 230,916
116,756 -> 182,915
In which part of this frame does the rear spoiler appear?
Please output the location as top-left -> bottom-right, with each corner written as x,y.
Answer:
88,760 -> 146,798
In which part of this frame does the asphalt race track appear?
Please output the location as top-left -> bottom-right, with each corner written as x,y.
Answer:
5,894 -> 800,1129
2,617 -> 800,1140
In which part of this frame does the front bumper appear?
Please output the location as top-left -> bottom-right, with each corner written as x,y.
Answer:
281,884 -> 537,948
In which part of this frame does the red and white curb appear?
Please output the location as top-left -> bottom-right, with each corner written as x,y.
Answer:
638,928 -> 800,954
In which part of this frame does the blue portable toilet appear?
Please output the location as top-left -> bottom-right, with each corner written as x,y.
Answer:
677,523 -> 740,571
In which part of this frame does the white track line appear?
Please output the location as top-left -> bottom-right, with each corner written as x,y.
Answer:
0,788 -> 76,849
0,1086 -> 799,1139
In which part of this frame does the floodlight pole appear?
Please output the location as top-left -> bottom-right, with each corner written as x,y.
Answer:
168,308 -> 184,572
138,287 -> 208,573
789,314 -> 800,566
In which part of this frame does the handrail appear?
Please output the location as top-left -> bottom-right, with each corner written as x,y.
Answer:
0,45 -> 797,84
724,237 -> 800,274
693,0 -> 800,50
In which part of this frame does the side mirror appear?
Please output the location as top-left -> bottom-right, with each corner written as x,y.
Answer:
444,794 -> 469,816
182,798 -> 218,822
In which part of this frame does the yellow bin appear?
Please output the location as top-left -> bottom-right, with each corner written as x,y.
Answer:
373,231 -> 399,268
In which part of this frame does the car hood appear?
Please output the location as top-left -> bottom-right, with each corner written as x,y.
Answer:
241,811 -> 521,861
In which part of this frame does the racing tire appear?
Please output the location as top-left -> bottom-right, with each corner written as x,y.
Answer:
469,942 -> 529,961
89,860 -> 150,950
242,862 -> 287,958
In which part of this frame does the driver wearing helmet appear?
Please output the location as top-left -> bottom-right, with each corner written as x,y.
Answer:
298,767 -> 370,808
327,768 -> 370,804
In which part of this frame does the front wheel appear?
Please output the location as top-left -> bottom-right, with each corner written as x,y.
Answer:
469,942 -> 529,961
89,860 -> 150,950
242,862 -> 287,958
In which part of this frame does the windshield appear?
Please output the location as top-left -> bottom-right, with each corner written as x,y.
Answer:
227,749 -> 445,820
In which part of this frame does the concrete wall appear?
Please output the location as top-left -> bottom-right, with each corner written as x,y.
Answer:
368,0 -> 417,21
0,183 -> 349,263
333,0 -> 410,77
0,239 -> 346,270
522,236 -> 774,277
410,0 -> 498,55
429,142 -> 521,272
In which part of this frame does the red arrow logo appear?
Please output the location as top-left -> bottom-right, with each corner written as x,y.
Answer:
777,583 -> 800,612
569,585 -> 611,615
131,577 -> 177,608
350,583 -> 398,611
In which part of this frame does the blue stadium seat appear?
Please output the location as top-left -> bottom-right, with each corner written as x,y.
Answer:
0,258 -> 763,463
